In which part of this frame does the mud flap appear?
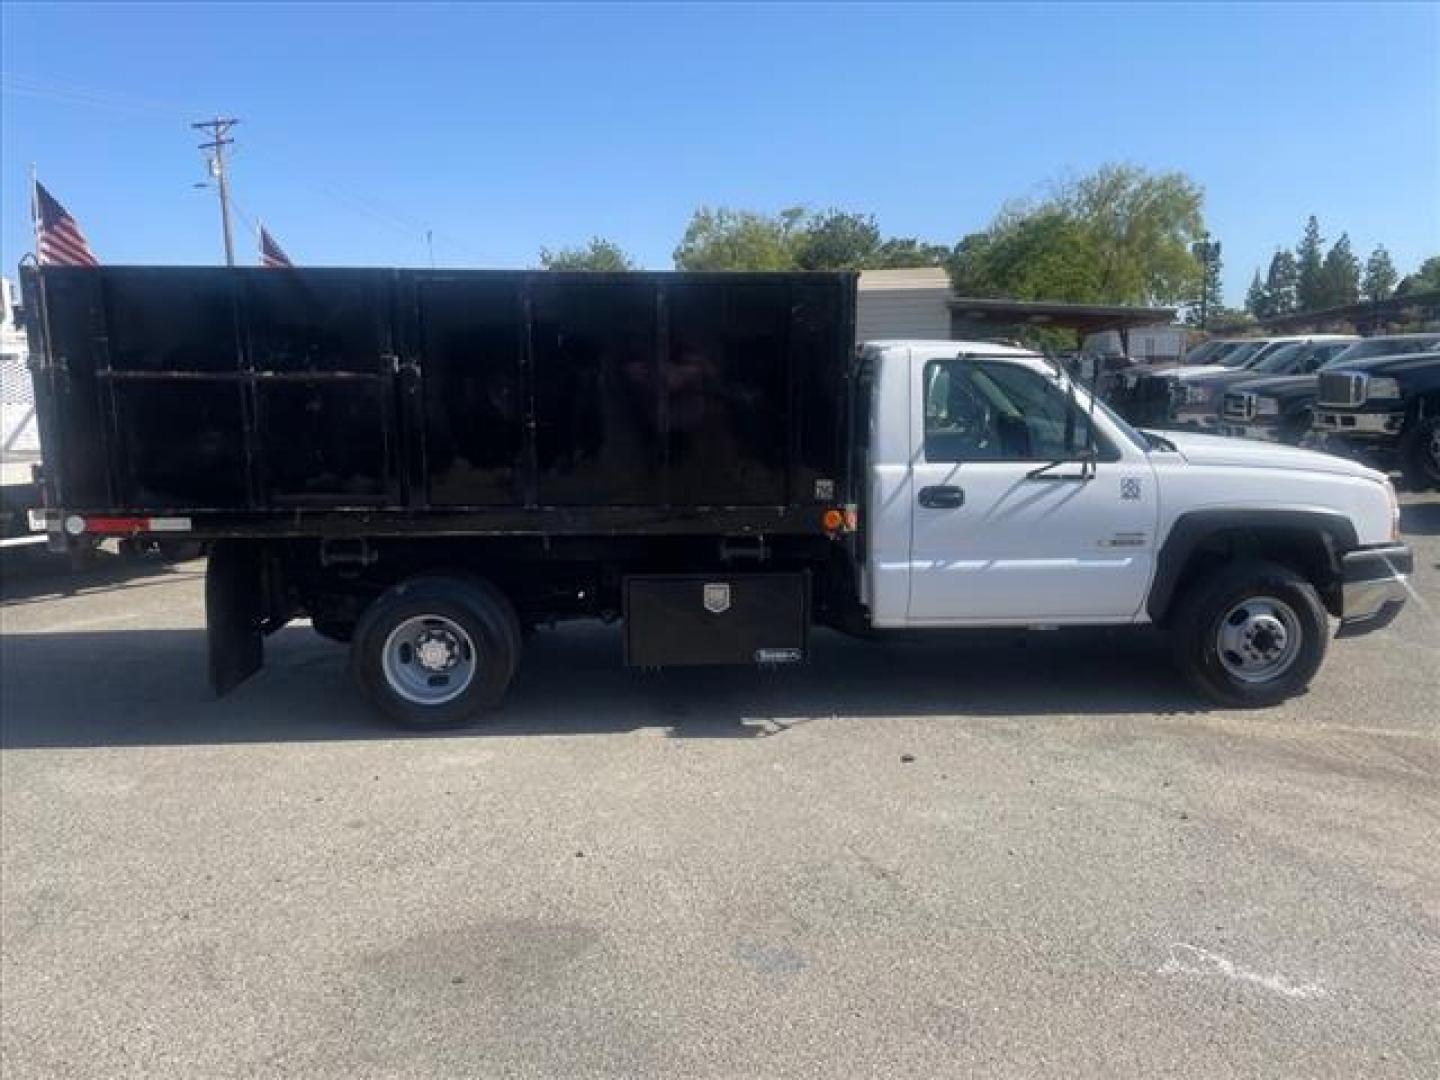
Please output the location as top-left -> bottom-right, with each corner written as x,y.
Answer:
206,540 -> 264,697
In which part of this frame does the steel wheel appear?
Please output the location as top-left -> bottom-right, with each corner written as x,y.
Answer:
1215,596 -> 1302,684
380,614 -> 478,705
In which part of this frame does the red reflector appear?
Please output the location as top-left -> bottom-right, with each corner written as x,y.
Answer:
83,516 -> 150,535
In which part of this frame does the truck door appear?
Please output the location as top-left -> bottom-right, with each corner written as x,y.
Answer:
906,353 -> 1157,623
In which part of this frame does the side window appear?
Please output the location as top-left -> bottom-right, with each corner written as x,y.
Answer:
923,359 -> 1097,463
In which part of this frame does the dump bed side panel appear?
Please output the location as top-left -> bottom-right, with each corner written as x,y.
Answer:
531,278 -> 663,505
25,267 -> 855,532
415,275 -> 527,507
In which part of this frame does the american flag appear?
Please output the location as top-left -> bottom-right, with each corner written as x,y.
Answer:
259,225 -> 293,268
35,182 -> 99,266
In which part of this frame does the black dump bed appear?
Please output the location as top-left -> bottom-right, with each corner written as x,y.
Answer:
21,266 -> 856,538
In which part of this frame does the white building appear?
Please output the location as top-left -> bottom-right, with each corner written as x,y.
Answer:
1,276 -> 40,468
855,267 -> 953,342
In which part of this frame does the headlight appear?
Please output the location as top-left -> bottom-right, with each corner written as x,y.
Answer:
1366,377 -> 1402,400
1385,478 -> 1400,541
1255,397 -> 1280,416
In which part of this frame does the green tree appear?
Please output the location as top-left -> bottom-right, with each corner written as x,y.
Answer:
947,208 -> 1103,302
1245,270 -> 1269,319
1263,249 -> 1299,315
792,209 -> 881,270
1208,307 -> 1256,333
672,206 -> 806,270
1319,232 -> 1361,308
1396,255 -> 1440,295
946,164 -> 1205,306
1361,245 -> 1398,301
1059,164 -> 1205,304
872,237 -> 950,268
538,237 -> 637,271
1295,215 -> 1326,311
947,231 -> 1000,297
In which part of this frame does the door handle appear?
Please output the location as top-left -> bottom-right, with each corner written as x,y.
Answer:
918,485 -> 964,509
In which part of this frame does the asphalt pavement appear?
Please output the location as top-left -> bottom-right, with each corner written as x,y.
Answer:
2,496 -> 1437,1078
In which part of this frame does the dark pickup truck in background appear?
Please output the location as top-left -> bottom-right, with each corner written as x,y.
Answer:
1222,333 -> 1440,447
1313,350 -> 1440,489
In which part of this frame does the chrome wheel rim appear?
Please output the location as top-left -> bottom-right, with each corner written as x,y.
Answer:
1216,596 -> 1302,683
381,614 -> 478,705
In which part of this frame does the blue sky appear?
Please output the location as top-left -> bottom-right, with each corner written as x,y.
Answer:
2,2 -> 1437,304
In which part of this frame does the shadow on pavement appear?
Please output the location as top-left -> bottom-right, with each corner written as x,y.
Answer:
0,621 -> 1204,749
0,547 -> 203,605
1398,499 -> 1440,537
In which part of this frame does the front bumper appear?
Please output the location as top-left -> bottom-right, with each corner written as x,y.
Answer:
1313,408 -> 1405,439
1221,421 -> 1283,442
1337,543 -> 1413,637
1168,409 -> 1221,432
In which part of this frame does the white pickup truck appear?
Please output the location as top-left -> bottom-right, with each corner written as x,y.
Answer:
22,263 -> 1415,726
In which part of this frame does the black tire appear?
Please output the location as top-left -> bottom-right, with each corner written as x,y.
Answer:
1279,408 -> 1312,447
1170,559 -> 1328,708
350,575 -> 521,729
1399,415 -> 1440,492
311,617 -> 354,644
156,539 -> 205,564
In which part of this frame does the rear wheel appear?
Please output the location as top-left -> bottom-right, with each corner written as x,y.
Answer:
351,575 -> 521,729
311,616 -> 354,644
1170,559 -> 1328,707
1400,415 -> 1440,491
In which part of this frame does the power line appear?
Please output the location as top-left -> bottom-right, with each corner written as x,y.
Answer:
1,71 -> 200,119
5,71 -> 493,265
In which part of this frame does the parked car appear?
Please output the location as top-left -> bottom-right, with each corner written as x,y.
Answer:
1223,333 -> 1440,445
1313,350 -> 1440,489
1112,336 -> 1352,427
1169,337 -> 1357,432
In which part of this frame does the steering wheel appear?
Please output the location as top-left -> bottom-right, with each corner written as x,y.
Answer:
948,383 -> 994,447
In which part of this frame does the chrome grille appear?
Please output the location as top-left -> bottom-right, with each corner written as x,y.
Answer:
1318,371 -> 1365,407
1222,392 -> 1255,422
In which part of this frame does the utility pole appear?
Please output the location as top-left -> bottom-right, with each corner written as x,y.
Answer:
1191,234 -> 1221,331
192,117 -> 239,266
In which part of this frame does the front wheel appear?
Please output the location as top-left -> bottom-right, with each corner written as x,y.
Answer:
1170,559 -> 1328,707
1400,415 -> 1440,491
1278,409 -> 1312,446
351,575 -> 521,729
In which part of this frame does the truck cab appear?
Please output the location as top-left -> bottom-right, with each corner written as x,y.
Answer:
857,341 -> 1410,705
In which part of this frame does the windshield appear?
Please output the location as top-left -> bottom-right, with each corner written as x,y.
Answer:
1180,341 -> 1219,365
1089,395 -> 1149,452
1249,342 -> 1305,374
1219,341 -> 1267,368
1321,336 -> 1440,368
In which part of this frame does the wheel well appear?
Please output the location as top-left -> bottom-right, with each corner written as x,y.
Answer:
1158,525 -> 1343,624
